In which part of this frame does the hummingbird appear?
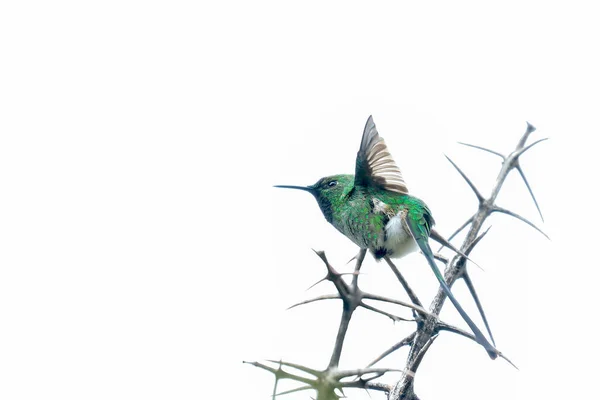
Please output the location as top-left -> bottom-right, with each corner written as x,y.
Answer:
275,116 -> 498,359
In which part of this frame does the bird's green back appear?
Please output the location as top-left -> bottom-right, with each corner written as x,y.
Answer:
310,174 -> 433,250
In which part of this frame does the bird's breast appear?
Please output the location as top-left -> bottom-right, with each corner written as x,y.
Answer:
383,214 -> 418,259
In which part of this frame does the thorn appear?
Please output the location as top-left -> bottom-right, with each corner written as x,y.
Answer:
412,334 -> 439,370
458,142 -> 505,159
245,360 -> 315,385
516,164 -> 544,222
499,352 -> 519,370
493,206 -> 550,240
307,272 -> 363,291
273,385 -> 315,397
366,332 -> 416,367
287,294 -> 341,310
444,155 -> 485,203
360,302 -> 412,323
312,249 -> 340,275
361,293 -> 430,317
430,228 -> 484,271
333,367 -> 403,379
463,271 -> 496,346
519,137 -> 549,157
437,216 -> 474,252
306,277 -> 327,291
265,359 -> 320,376
311,248 -> 325,258
465,225 -> 492,255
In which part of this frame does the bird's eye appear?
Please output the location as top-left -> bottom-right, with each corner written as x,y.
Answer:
328,180 -> 338,187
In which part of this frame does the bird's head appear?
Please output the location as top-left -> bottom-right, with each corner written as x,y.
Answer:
274,174 -> 354,223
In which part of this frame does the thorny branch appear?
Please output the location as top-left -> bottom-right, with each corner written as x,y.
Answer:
247,123 -> 547,399
389,122 -> 547,399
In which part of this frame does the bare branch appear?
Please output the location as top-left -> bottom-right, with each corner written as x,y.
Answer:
387,123 -> 542,398
271,360 -> 282,400
351,248 -> 368,288
329,307 -> 354,369
312,250 -> 368,370
384,257 -> 423,308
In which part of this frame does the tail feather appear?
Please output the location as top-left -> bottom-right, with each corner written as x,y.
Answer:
407,220 -> 498,359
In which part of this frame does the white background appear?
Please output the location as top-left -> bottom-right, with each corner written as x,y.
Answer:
1,1 -> 597,399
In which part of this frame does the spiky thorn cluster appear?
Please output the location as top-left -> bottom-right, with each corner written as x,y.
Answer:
244,249 -> 474,399
247,123 -> 547,400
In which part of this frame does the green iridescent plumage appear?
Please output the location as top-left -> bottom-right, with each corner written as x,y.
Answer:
275,116 -> 497,359
306,175 -> 431,258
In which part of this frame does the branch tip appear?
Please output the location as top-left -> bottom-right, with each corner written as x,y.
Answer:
526,121 -> 536,134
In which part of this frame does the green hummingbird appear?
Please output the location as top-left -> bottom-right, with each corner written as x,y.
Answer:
275,116 -> 497,359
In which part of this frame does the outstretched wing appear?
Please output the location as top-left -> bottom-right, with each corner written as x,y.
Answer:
404,211 -> 498,359
354,116 -> 409,194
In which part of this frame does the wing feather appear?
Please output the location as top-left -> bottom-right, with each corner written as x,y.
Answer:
354,116 -> 409,194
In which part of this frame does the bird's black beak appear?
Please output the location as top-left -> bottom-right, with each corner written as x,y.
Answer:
274,185 -> 315,194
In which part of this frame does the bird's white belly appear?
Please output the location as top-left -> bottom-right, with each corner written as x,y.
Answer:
383,215 -> 418,259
